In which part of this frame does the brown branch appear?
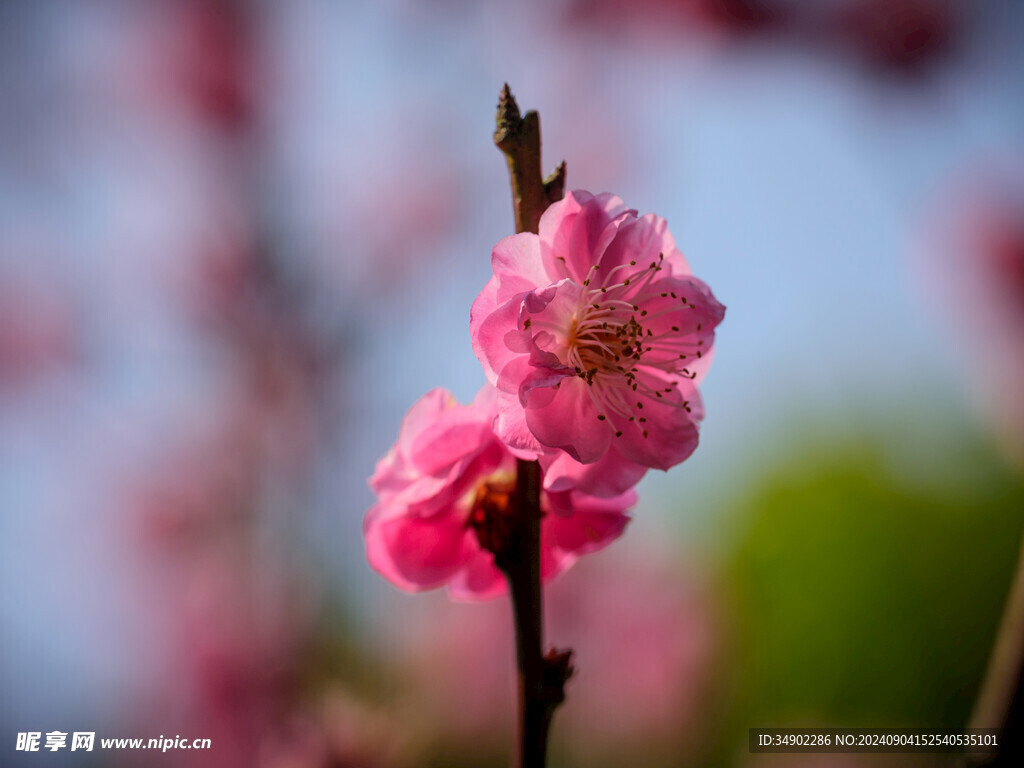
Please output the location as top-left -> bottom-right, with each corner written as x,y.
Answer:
491,84 -> 571,768
966,533 -> 1024,766
494,84 -> 567,236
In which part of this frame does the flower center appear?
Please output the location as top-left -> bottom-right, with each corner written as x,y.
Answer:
563,253 -> 703,432
467,477 -> 518,556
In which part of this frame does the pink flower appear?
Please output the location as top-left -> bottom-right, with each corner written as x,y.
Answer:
364,387 -> 634,600
919,166 -> 1024,467
471,190 -> 724,493
388,536 -> 718,760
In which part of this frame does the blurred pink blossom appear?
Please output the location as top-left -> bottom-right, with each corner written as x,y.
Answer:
920,164 -> 1024,466
391,537 -> 718,764
830,0 -> 954,75
561,0 -> 788,42
0,271 -> 77,394
120,408 -> 312,767
113,0 -> 257,133
471,190 -> 724,490
546,543 -> 719,762
364,386 -> 634,600
259,690 -> 408,768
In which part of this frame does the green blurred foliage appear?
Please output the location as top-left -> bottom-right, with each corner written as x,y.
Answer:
711,426 -> 1024,766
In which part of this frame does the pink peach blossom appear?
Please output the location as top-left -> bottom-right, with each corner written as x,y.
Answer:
471,190 -> 724,493
389,536 -> 718,764
920,166 -> 1024,467
364,387 -> 634,600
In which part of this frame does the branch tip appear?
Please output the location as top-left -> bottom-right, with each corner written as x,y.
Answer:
495,84 -> 523,146
542,647 -> 574,706
544,161 -> 567,204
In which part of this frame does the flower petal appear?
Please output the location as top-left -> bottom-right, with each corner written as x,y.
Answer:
543,507 -> 631,560
492,383 -> 545,459
447,549 -> 508,601
471,279 -> 526,385
609,375 -> 700,470
599,212 -> 677,274
363,505 -> 475,592
524,376 -> 611,463
491,233 -> 548,301
541,445 -> 648,498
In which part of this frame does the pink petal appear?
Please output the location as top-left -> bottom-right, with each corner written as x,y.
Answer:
540,541 -> 576,583
524,376 -> 611,463
471,383 -> 498,409
599,212 -> 674,274
447,549 -> 508,601
493,384 -> 545,459
369,388 -> 455,497
363,505 -> 475,592
396,388 -> 454,458
538,191 -> 587,278
609,376 -> 700,470
629,274 -> 724,385
541,446 -> 648,498
471,278 -> 524,385
518,366 -> 566,408
543,508 -> 631,559
539,192 -> 632,283
491,233 -> 548,302
521,278 -> 581,356
368,446 -> 412,499
538,192 -> 632,284
397,441 -> 511,517
545,486 -> 638,517
407,412 -> 492,477
565,203 -> 623,283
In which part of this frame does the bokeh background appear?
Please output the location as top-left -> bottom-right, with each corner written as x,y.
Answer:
3,1 -> 1024,766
